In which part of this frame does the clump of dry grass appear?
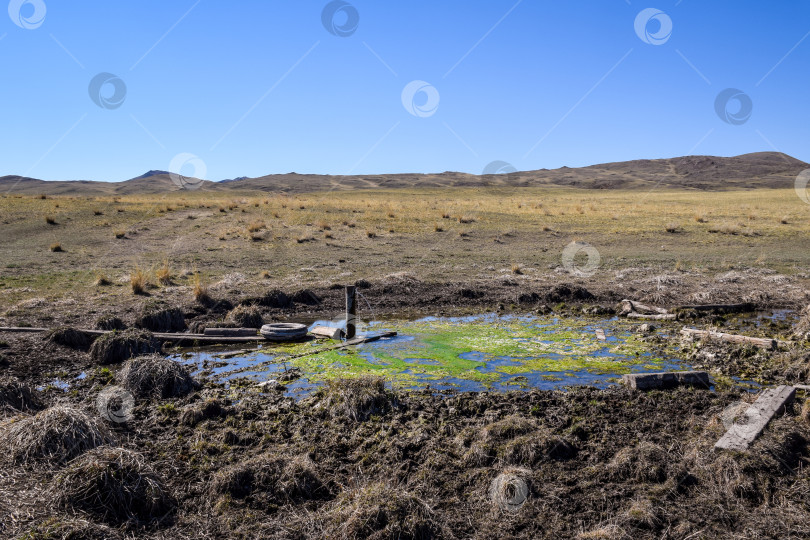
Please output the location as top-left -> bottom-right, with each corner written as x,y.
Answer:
49,242 -> 63,252
259,270 -> 271,279
45,327 -> 93,350
607,442 -> 667,483
192,273 -> 211,304
118,354 -> 195,399
511,263 -> 523,275
226,304 -> 263,328
130,267 -> 149,295
0,378 -> 42,414
488,467 -> 531,513
44,215 -> 57,225
179,398 -> 225,427
155,259 -> 173,285
366,230 -> 377,238
94,271 -> 111,286
434,223 -> 444,232
89,329 -> 161,365
317,220 -> 331,231
457,215 -> 475,224
114,230 -> 126,239
315,376 -> 395,422
296,235 -> 315,243
694,214 -> 707,223
665,222 -> 681,233
460,415 -> 576,467
210,453 -> 326,508
135,303 -> 185,332
53,447 -> 174,525
246,219 -> 265,233
1,406 -> 114,465
324,482 -> 441,539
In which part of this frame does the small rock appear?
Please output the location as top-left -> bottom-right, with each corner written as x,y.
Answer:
637,323 -> 656,334
257,379 -> 285,391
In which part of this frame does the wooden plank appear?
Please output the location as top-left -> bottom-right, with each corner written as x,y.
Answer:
311,326 -> 344,340
622,371 -> 710,390
715,385 -> 796,452
621,299 -> 669,315
203,328 -> 258,337
674,303 -> 756,313
680,328 -> 776,350
626,313 -> 677,321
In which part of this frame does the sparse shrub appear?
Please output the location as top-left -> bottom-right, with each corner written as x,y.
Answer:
434,224 -> 444,232
0,378 -> 43,414
608,442 -> 667,483
693,214 -> 707,223
54,447 -> 174,525
317,220 -> 331,231
442,212 -> 450,219
366,230 -> 376,238
94,210 -> 104,216
297,235 -> 315,243
511,264 -> 523,275
89,329 -> 161,365
1,406 -> 114,465
118,354 -> 195,399
45,215 -> 57,225
94,271 -> 111,286
259,270 -> 271,279
665,222 -> 681,233
458,216 -> 475,224
49,243 -> 63,252
246,219 -> 265,233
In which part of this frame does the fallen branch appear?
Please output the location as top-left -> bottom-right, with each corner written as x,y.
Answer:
680,327 -> 777,350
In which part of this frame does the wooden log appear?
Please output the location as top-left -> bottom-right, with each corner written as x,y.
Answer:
626,313 -> 677,321
715,385 -> 796,452
622,371 -> 710,390
621,299 -> 669,315
203,328 -> 258,337
673,303 -> 756,313
311,326 -> 345,340
680,328 -> 777,350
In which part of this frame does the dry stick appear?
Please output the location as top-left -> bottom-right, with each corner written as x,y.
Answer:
680,327 -> 777,350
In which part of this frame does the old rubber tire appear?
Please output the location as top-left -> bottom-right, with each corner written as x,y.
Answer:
260,323 -> 308,342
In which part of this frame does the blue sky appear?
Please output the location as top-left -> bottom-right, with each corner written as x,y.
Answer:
2,0 -> 809,181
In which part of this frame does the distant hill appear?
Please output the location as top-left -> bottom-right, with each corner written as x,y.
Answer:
0,152 -> 806,196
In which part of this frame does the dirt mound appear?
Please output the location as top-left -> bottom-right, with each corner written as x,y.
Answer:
226,304 -> 264,328
210,453 -> 326,509
291,289 -> 322,306
1,406 -> 114,465
54,447 -> 174,525
135,303 -> 185,332
323,482 -> 441,539
459,415 -> 576,466
180,398 -> 227,426
545,284 -> 594,303
0,378 -> 43,413
118,354 -> 195,399
95,315 -> 126,331
89,329 -> 161,365
45,327 -> 94,350
314,376 -> 396,422
254,289 -> 292,309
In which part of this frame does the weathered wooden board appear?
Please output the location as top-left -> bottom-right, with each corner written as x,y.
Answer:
203,328 -> 258,337
715,385 -> 796,452
311,326 -> 345,340
622,371 -> 711,390
680,328 -> 777,350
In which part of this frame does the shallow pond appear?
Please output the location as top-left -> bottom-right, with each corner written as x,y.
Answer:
173,313 -> 690,396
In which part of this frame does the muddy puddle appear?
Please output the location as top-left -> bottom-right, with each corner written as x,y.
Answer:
172,313 -> 697,397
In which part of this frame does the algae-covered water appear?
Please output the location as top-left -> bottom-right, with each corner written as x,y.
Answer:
175,313 -> 689,396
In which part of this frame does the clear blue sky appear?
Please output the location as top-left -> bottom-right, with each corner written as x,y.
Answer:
2,0 -> 809,181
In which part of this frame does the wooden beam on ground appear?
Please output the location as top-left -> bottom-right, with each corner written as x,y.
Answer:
621,299 -> 669,315
680,328 -> 777,350
715,385 -> 796,452
673,303 -> 756,313
622,371 -> 711,390
311,326 -> 345,340
626,313 -> 677,321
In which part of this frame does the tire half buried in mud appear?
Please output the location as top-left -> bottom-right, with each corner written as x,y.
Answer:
260,323 -> 308,342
